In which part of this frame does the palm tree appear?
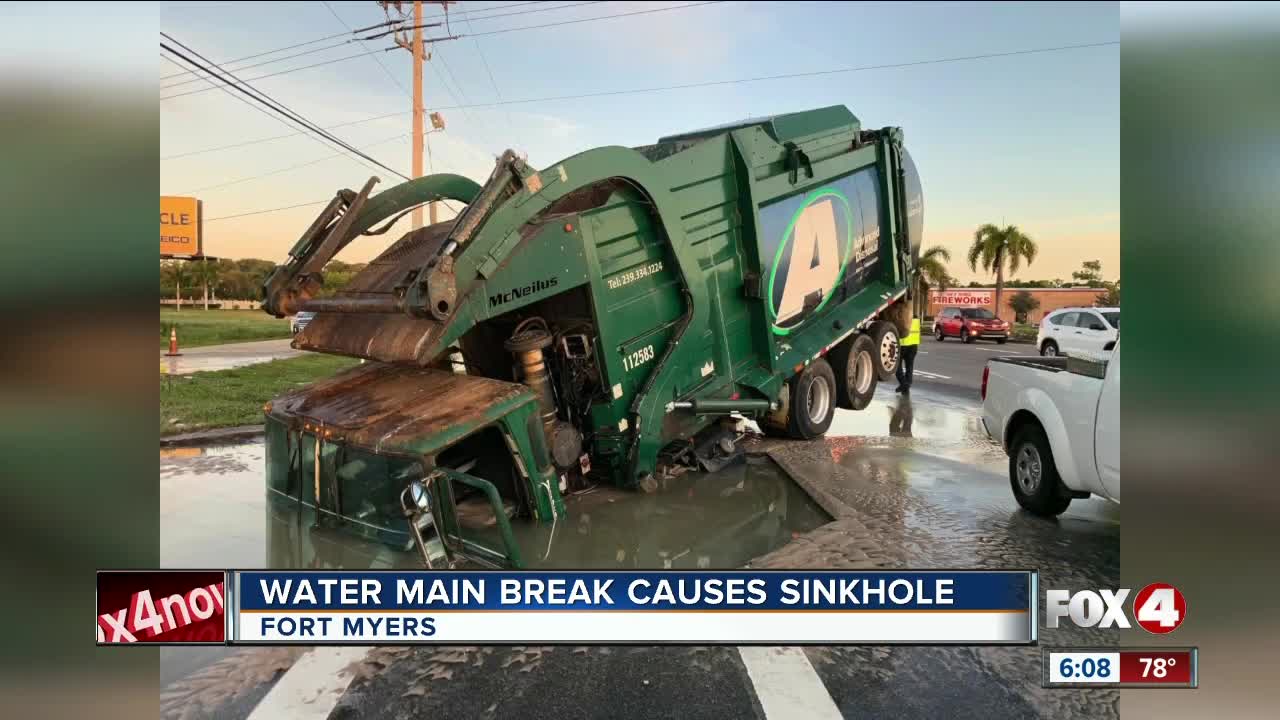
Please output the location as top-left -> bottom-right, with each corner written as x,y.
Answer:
967,224 -> 1037,320
162,260 -> 192,310
190,257 -> 220,310
915,245 -> 952,317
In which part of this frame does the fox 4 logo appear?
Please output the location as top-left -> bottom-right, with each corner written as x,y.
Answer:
1046,583 -> 1187,634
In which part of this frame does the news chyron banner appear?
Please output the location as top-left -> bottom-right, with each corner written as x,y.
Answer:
98,570 -> 1034,645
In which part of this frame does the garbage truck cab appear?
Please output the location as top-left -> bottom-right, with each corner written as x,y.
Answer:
262,105 -> 924,569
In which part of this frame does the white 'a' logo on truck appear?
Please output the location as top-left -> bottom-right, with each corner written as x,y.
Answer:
776,199 -> 841,325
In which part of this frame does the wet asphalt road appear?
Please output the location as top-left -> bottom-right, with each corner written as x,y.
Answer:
907,335 -> 1037,396
159,382 -> 1118,720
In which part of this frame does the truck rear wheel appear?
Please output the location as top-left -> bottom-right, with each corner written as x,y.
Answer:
764,359 -> 837,440
869,321 -> 900,382
1009,424 -> 1072,516
830,333 -> 877,411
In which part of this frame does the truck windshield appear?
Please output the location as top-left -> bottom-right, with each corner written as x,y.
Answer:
1102,311 -> 1120,328
961,309 -> 995,319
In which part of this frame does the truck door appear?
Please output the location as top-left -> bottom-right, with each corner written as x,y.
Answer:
1094,345 -> 1120,500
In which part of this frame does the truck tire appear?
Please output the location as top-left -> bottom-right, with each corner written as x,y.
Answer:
935,324 -> 945,341
961,325 -> 974,344
763,359 -> 837,440
869,321 -> 900,382
830,334 -> 877,411
1008,424 -> 1072,516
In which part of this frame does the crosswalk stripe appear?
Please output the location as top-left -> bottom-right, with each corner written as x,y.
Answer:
738,646 -> 843,720
247,646 -> 371,720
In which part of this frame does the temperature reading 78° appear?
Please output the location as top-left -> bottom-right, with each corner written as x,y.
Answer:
1140,656 -> 1175,678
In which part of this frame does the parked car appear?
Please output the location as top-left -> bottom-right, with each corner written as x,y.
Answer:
981,341 -> 1120,516
933,307 -> 1009,343
1036,306 -> 1119,357
290,311 -> 315,335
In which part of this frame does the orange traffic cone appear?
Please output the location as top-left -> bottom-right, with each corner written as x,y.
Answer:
166,326 -> 182,356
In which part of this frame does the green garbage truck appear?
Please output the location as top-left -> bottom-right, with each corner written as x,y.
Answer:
261,104 -> 924,568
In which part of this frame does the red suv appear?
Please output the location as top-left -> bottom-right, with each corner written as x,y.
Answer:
933,307 -> 1010,344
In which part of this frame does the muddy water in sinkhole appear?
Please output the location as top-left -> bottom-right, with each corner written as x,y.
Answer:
160,442 -> 830,573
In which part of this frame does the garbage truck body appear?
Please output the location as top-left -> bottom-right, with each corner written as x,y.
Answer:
261,105 -> 924,568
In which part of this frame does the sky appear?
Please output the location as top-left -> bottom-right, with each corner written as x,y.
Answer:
160,1 -> 1119,284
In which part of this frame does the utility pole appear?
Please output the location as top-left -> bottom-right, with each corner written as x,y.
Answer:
382,1 -> 456,230
411,0 -> 426,229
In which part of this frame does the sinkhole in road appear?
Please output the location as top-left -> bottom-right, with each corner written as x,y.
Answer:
162,441 -> 831,571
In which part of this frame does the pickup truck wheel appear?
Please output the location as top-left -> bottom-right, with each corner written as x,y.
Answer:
830,334 -> 877,411
1009,425 -> 1071,516
870,321 -> 900,381
1041,340 -> 1058,357
935,325 -> 945,341
961,327 -> 974,344
765,359 -> 837,440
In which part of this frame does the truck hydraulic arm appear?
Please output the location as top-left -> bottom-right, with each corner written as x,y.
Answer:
261,173 -> 483,318
262,177 -> 379,318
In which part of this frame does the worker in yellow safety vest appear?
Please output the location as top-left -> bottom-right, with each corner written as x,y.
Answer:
896,315 -> 921,393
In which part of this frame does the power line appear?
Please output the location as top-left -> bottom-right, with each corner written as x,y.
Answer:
160,1 -> 724,99
466,9 -> 519,148
178,133 -> 409,195
161,53 -> 399,180
159,18 -> 405,81
207,199 -> 331,223
424,39 -> 1122,109
162,108 -> 407,160
161,31 -> 350,81
161,2 -> 602,89
165,39 -> 1118,160
160,47 -> 394,100
441,1 -> 605,24
467,1 -> 725,37
430,46 -> 494,144
159,2 -> 545,83
322,1 -> 410,96
162,39 -> 356,90
422,1 -> 546,20
160,32 -> 408,180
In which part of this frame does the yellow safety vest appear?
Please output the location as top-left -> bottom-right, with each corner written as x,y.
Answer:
901,319 -> 921,346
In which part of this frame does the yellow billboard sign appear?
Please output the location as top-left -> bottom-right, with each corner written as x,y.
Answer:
161,196 -> 202,257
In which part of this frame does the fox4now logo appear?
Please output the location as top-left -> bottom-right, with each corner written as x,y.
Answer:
1046,583 -> 1187,634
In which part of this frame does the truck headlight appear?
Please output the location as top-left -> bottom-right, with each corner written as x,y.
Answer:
406,480 -> 431,511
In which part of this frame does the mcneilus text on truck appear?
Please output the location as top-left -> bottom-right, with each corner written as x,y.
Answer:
260,105 -> 924,569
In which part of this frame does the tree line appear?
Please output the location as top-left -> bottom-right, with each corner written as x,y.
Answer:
160,258 -> 365,309
913,224 -> 1119,320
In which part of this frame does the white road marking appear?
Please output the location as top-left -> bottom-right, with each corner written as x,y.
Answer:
738,646 -> 843,720
914,370 -> 952,380
973,347 -> 1027,355
246,647 -> 372,720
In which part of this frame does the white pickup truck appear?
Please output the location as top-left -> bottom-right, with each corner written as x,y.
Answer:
981,342 -> 1119,516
